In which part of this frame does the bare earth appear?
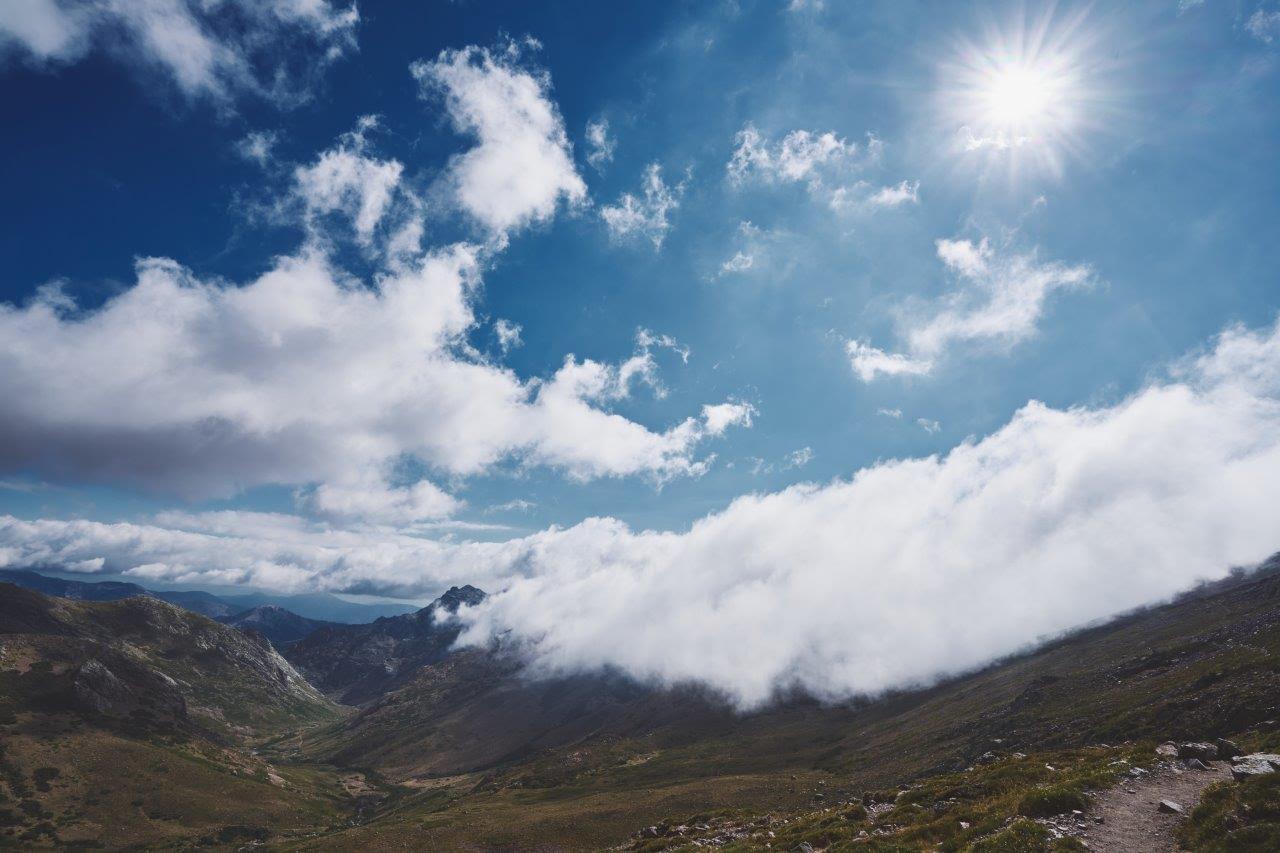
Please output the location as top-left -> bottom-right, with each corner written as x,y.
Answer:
1073,760 -> 1232,852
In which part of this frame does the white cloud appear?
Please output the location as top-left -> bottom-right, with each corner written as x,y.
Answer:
846,341 -> 933,382
494,319 -> 523,353
876,407 -> 902,419
306,472 -> 461,526
916,418 -> 941,434
719,251 -> 755,274
728,124 -> 858,188
236,130 -> 278,166
0,251 -> 746,515
1248,9 -> 1280,42
849,237 -> 1092,381
0,83 -> 750,526
702,401 -> 756,436
961,129 -> 1031,151
785,446 -> 814,467
10,319 -> 1280,708
867,179 -> 920,207
412,42 -> 586,236
293,117 -> 405,246
585,118 -> 615,172
600,163 -> 685,250
0,0 -> 358,105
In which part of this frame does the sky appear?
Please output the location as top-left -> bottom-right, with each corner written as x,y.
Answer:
1,0 -> 1279,705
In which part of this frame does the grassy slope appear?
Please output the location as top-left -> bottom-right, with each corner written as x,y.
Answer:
0,586 -> 373,848
290,564 -> 1280,850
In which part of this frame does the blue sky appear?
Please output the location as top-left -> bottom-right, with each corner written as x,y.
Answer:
2,0 -> 1280,699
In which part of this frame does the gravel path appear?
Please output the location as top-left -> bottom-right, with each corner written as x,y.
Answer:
1073,760 -> 1231,852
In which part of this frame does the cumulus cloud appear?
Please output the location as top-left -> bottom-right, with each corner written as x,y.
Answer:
702,401 -> 756,436
584,118 -> 615,172
0,251 -> 745,513
0,0 -> 358,105
293,116 -> 406,246
600,163 -> 685,249
9,319 -> 1280,708
849,236 -> 1092,381
0,71 -> 749,525
412,41 -> 586,236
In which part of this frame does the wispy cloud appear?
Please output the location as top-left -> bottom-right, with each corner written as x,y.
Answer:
849,236 -> 1092,381
0,0 -> 358,106
601,163 -> 686,249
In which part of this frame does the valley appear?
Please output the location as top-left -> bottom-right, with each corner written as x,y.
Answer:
1,557 -> 1278,849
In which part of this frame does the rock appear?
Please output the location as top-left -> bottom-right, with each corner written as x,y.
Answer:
1231,757 -> 1280,780
1157,800 -> 1184,814
1184,758 -> 1211,771
1156,742 -> 1179,758
976,751 -> 999,764
795,844 -> 815,853
1234,753 -> 1280,769
1214,738 -> 1242,759
1093,816 -> 1105,824
1178,742 -> 1218,761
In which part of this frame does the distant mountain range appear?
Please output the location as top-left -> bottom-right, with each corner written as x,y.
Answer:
0,568 -> 418,623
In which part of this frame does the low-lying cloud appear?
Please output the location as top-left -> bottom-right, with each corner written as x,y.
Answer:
4,318 -> 1279,708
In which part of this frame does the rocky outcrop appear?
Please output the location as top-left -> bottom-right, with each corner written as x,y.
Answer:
285,585 -> 485,705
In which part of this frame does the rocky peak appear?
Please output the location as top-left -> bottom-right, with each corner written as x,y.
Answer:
426,584 -> 486,616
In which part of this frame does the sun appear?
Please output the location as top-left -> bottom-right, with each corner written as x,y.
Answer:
981,63 -> 1058,126
937,8 -> 1106,182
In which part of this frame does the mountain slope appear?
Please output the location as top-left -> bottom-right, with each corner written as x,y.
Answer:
0,567 -> 417,624
225,605 -> 339,648
285,584 -> 485,705
0,584 -> 360,848
290,557 -> 1280,850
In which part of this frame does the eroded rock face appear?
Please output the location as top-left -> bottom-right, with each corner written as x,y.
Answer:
72,656 -> 186,721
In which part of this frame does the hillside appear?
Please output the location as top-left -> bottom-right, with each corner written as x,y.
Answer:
285,584 -> 485,705
225,605 -> 339,649
0,584 -> 369,848
2,559 -> 1278,849
282,558 -> 1280,849
0,568 -> 418,624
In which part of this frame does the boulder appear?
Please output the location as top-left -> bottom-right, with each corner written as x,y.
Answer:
1184,758 -> 1211,771
1230,754 -> 1280,780
1156,742 -> 1179,758
1178,742 -> 1218,762
1214,738 -> 1242,760
1157,800 -> 1184,815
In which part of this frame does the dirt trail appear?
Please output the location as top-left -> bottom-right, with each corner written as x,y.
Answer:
1073,760 -> 1231,852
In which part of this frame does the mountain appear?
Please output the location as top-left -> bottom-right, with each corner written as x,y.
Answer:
284,584 -> 485,705
224,605 -> 338,648
0,584 -> 361,848
218,590 -> 419,623
285,558 -> 1280,849
0,567 -> 417,624
5,560 -> 1280,849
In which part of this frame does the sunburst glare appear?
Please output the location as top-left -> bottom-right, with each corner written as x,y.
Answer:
937,6 -> 1109,184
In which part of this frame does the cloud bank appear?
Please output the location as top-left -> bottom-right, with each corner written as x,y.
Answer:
4,318 -> 1280,708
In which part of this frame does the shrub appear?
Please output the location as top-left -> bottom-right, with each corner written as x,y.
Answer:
1017,784 -> 1089,818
